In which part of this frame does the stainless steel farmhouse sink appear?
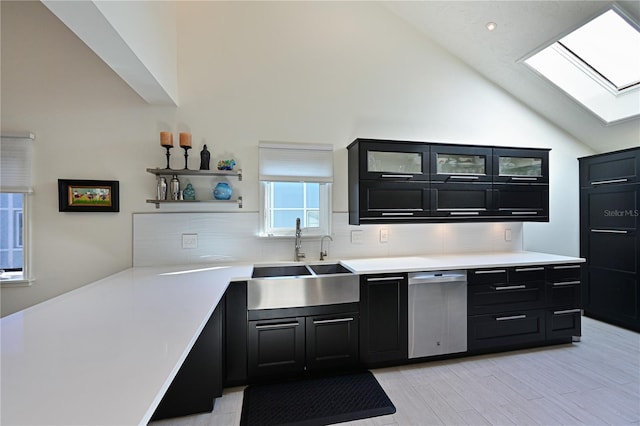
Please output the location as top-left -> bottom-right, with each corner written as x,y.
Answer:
248,263 -> 358,310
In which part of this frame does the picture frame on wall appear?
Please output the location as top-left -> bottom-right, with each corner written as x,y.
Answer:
58,179 -> 120,212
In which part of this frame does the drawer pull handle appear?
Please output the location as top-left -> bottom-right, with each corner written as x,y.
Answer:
367,276 -> 405,282
511,211 -> 538,215
255,322 -> 299,330
553,309 -> 581,315
515,267 -> 545,272
450,211 -> 480,215
591,178 -> 628,185
553,265 -> 581,270
381,174 -> 414,179
494,285 -> 526,291
496,314 -> 527,321
313,317 -> 354,325
475,269 -> 506,275
510,177 -> 539,181
591,229 -> 628,234
553,281 -> 581,286
381,212 -> 415,216
448,175 -> 480,180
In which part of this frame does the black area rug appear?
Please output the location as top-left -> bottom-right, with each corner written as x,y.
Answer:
240,371 -> 396,426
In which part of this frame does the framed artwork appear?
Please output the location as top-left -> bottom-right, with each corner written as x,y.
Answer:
58,179 -> 119,212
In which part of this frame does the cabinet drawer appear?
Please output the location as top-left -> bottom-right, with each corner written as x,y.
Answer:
579,148 -> 639,187
468,280 -> 545,315
587,229 -> 638,274
546,308 -> 581,340
493,184 -> 549,219
468,310 -> 545,351
546,264 -> 581,282
509,266 -> 546,283
547,281 -> 581,308
468,268 -> 508,285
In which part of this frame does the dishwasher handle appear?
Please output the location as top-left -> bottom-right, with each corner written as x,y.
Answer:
408,271 -> 467,285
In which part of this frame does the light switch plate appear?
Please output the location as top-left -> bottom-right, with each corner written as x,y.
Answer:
351,230 -> 363,244
380,228 -> 389,243
182,233 -> 198,249
505,229 -> 512,242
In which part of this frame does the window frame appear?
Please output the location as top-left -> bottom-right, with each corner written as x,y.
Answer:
0,192 -> 32,286
259,181 -> 332,238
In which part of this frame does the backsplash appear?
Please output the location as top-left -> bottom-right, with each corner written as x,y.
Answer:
133,212 -> 523,267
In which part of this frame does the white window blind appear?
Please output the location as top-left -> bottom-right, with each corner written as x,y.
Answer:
1,133 -> 35,193
259,142 -> 333,183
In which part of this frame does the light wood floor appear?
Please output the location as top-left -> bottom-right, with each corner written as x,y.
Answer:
151,317 -> 640,425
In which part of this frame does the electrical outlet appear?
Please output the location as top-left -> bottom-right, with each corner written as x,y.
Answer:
380,228 -> 389,243
505,229 -> 512,242
182,233 -> 198,249
351,230 -> 363,244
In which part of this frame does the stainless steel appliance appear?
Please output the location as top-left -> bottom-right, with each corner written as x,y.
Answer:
408,270 -> 467,358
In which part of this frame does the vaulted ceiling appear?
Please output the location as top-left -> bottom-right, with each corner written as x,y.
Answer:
381,1 -> 640,153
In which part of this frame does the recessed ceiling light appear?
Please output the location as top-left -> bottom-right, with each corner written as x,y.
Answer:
486,22 -> 497,31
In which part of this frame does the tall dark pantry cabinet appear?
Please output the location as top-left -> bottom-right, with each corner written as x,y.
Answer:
579,148 -> 640,332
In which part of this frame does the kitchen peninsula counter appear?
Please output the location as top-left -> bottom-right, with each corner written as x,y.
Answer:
0,251 -> 583,425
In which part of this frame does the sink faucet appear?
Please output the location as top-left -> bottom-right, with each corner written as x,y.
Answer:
294,218 -> 305,262
320,235 -> 333,261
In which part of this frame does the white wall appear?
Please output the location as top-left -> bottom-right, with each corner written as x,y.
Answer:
1,1 -> 594,316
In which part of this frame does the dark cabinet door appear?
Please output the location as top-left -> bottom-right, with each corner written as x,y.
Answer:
546,308 -> 582,340
248,317 -> 305,379
493,184 -> 549,220
358,181 -> 430,222
468,280 -> 545,315
305,314 -> 359,372
582,185 -> 639,230
431,183 -> 493,218
580,148 -> 639,187
224,281 -> 247,386
354,139 -> 430,181
360,274 -> 408,366
430,144 -> 493,182
583,268 -> 639,330
493,148 -> 549,183
151,301 -> 224,420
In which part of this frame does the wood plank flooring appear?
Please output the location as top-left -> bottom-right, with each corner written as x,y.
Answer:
150,317 -> 639,425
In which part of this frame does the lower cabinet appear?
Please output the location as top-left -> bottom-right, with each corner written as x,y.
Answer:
151,300 -> 224,420
359,273 -> 408,366
247,305 -> 359,380
468,264 -> 582,352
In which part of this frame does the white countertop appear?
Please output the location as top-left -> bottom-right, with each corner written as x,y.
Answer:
0,251 -> 582,425
0,264 -> 253,426
341,251 -> 584,274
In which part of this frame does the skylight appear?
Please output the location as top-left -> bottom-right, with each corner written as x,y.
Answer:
524,8 -> 640,124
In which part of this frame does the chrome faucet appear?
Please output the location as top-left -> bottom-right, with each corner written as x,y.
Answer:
320,235 -> 333,261
294,218 -> 305,261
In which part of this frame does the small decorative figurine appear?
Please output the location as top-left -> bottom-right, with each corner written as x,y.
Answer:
217,159 -> 236,171
183,183 -> 196,201
213,182 -> 232,200
199,145 -> 211,170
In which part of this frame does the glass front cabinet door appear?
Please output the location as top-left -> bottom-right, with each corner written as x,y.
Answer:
357,139 -> 430,181
430,144 -> 493,182
493,148 -> 550,183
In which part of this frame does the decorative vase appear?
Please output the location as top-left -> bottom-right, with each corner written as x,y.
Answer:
213,182 -> 232,200
183,183 -> 196,201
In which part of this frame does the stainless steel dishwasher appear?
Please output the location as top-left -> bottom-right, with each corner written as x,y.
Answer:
408,270 -> 467,358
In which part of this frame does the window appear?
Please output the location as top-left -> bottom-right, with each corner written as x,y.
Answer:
259,142 -> 333,237
1,133 -> 34,284
524,7 -> 640,124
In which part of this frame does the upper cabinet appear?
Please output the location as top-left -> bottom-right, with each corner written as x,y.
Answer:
348,139 -> 550,224
493,148 -> 549,184
353,139 -> 430,181
579,147 -> 640,187
430,144 -> 493,182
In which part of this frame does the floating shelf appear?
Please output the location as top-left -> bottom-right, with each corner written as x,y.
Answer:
146,197 -> 243,209
146,168 -> 242,181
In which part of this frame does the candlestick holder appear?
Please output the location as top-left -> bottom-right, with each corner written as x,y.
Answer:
162,145 -> 173,169
182,146 -> 192,170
